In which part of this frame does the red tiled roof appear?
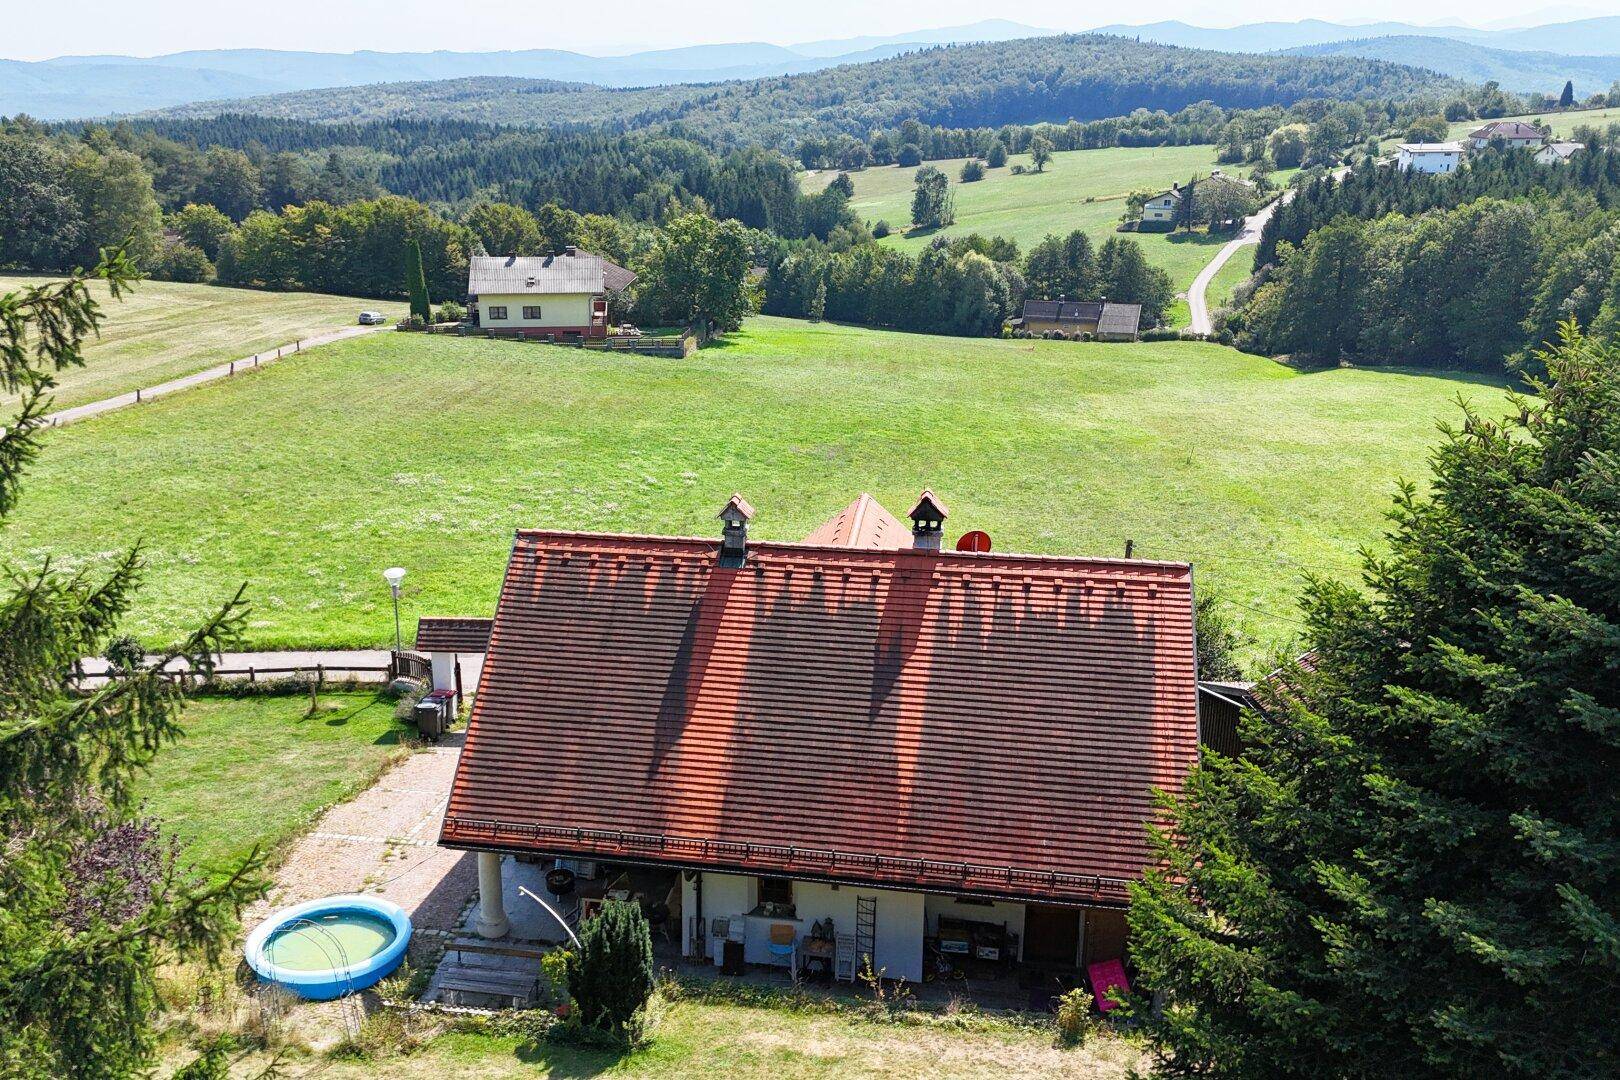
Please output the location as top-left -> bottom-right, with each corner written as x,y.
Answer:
800,493 -> 909,550
415,617 -> 493,653
440,527 -> 1200,905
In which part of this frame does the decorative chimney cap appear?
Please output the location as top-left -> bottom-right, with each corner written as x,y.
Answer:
907,489 -> 949,523
718,493 -> 756,525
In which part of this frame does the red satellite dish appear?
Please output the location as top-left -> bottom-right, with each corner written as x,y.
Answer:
956,530 -> 992,553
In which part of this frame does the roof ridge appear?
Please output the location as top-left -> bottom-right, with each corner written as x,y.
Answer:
511,528 -> 1191,571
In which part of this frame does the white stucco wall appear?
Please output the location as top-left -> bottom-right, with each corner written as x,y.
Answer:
476,292 -> 595,329
1398,151 -> 1460,174
682,872 -> 925,983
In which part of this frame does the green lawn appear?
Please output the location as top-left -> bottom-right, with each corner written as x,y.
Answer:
0,316 -> 1507,661
201,996 -> 1143,1078
0,274 -> 406,411
804,145 -> 1287,292
1207,252 -> 1258,312
137,692 -> 407,876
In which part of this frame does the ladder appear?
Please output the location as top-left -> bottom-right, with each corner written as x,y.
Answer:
855,895 -> 877,976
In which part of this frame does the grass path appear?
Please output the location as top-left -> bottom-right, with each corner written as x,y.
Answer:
0,317 -> 1507,660
0,275 -> 405,411
804,145 -> 1290,291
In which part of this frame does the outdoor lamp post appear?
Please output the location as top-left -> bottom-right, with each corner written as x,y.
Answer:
383,566 -> 407,653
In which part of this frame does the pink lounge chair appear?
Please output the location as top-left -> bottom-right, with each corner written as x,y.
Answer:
1088,958 -> 1130,1012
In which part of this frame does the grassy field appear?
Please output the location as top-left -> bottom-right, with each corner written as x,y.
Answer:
803,145 -> 1285,292
0,316 -> 1506,662
0,275 -> 405,411
1207,251 -> 1258,312
137,691 -> 408,876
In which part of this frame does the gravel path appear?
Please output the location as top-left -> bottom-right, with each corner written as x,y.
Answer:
44,324 -> 388,427
243,737 -> 476,935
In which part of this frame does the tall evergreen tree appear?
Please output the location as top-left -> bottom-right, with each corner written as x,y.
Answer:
1559,80 -> 1576,108
403,236 -> 431,322
0,257 -> 261,1076
1128,323 -> 1620,1078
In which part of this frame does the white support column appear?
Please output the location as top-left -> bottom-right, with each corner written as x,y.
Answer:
475,851 -> 509,939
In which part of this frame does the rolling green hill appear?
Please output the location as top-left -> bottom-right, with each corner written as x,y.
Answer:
151,35 -> 1456,144
0,316 -> 1505,660
804,145 -> 1288,291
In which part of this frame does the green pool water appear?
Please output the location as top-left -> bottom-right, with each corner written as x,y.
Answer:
264,910 -> 396,972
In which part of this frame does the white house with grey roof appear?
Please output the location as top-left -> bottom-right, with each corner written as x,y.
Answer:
1396,142 -> 1464,174
466,248 -> 636,339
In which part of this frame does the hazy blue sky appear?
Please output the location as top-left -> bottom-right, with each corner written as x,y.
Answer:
6,1 -> 1609,60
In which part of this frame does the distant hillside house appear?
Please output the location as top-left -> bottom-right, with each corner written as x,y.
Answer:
1468,120 -> 1546,150
467,249 -> 635,340
1013,299 -> 1143,340
1535,140 -> 1586,165
1138,169 -> 1254,224
1396,142 -> 1464,174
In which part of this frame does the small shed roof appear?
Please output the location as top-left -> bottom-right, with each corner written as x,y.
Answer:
415,617 -> 494,653
1097,302 -> 1142,337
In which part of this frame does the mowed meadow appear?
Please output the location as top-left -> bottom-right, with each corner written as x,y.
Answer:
0,317 -> 1507,655
802,145 -> 1285,292
0,275 -> 404,411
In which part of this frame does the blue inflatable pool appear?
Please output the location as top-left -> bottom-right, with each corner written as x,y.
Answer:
244,895 -> 412,1000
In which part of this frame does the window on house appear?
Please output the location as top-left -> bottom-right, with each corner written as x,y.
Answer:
488,305 -> 508,320
757,877 -> 793,907
522,305 -> 542,320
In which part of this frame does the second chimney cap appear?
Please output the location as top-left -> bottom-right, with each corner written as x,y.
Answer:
907,489 -> 949,522
719,493 -> 756,523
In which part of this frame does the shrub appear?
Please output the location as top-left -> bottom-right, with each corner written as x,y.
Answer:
1140,327 -> 1180,342
871,220 -> 890,238
152,241 -> 215,284
1011,164 -> 1026,175
436,300 -> 465,323
103,633 -> 145,674
565,900 -> 653,1038
1054,988 -> 1093,1046
986,142 -> 1009,168
405,313 -> 426,330
1134,219 -> 1175,233
960,160 -> 985,183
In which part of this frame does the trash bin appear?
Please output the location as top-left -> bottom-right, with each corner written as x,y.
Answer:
413,698 -> 445,739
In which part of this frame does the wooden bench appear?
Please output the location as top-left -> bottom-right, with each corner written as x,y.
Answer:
436,939 -> 546,1007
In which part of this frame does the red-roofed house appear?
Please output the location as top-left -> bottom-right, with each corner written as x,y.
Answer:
439,492 -> 1201,982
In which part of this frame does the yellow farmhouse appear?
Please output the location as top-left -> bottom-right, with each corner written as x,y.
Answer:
467,248 -> 636,340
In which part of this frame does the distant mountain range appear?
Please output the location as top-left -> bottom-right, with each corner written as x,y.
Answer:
6,16 -> 1620,122
0,19 -> 1053,120
1282,36 -> 1620,97
1094,16 -> 1620,57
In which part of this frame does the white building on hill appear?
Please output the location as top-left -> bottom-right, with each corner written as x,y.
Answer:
1396,142 -> 1464,174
